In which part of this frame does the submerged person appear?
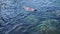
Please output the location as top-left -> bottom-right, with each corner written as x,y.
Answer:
23,6 -> 37,11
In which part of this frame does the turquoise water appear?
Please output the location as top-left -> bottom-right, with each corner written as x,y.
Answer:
0,0 -> 60,34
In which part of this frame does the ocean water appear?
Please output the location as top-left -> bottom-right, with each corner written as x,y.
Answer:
0,0 -> 60,34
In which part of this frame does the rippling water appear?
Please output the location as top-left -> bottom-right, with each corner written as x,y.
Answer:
0,0 -> 60,34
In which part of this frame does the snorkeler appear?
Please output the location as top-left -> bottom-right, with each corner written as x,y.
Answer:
23,6 -> 37,11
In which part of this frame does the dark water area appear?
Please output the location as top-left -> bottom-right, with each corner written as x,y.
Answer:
0,0 -> 60,34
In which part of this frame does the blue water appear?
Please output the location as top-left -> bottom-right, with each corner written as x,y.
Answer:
0,0 -> 60,34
